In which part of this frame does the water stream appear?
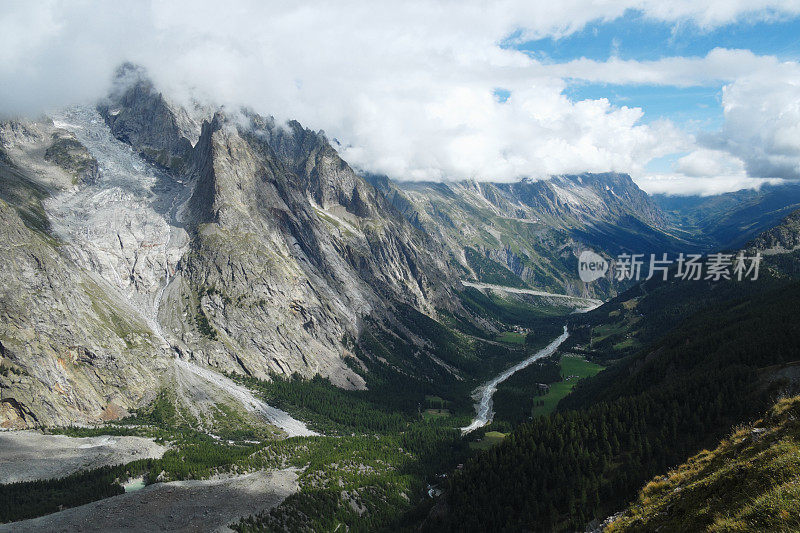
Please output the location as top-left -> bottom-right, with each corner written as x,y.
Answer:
461,326 -> 570,434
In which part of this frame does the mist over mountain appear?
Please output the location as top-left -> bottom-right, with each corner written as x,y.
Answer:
1,66 -> 472,427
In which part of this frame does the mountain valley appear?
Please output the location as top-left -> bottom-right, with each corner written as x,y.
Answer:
2,65 -> 800,532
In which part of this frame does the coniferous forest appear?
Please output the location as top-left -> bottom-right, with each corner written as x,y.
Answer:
430,260 -> 800,531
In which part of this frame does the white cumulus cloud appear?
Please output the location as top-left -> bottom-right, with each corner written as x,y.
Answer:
709,69 -> 800,179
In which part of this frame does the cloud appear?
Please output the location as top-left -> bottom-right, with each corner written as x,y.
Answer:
635,66 -> 800,195
707,70 -> 800,179
676,149 -> 746,177
1,0 -> 799,192
336,80 -> 688,181
0,3 -> 152,116
565,50 -> 800,190
636,173 -> 785,196
544,48 -> 783,87
635,148 -> 772,196
627,0 -> 800,29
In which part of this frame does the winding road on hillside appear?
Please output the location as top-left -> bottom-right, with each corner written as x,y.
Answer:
460,280 -> 603,309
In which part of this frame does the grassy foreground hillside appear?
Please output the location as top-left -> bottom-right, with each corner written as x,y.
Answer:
607,395 -> 800,532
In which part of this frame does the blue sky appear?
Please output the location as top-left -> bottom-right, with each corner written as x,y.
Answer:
507,11 -> 800,181
488,13 -> 796,179
511,13 -> 800,63
522,15 -> 800,122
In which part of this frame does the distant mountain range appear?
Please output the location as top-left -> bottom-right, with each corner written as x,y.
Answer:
368,173 -> 692,300
653,182 -> 800,250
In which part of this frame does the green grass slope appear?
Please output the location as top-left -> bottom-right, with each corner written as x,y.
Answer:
607,395 -> 800,532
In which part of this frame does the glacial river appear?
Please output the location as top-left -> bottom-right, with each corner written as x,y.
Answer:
461,326 -> 570,434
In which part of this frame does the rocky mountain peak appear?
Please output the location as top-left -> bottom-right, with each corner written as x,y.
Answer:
98,64 -> 198,174
502,172 -> 666,229
239,112 -> 382,219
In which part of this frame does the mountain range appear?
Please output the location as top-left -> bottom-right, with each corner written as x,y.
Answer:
3,64 -> 800,532
433,197 -> 800,532
4,64 -> 800,429
0,64 -> 691,428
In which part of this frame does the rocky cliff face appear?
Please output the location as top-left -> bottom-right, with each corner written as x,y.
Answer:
160,105 -> 458,387
0,121 -> 167,428
497,173 -> 667,229
97,63 -> 199,173
0,67 -> 465,426
0,199 -> 167,428
44,131 -> 98,185
162,112 -> 372,387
